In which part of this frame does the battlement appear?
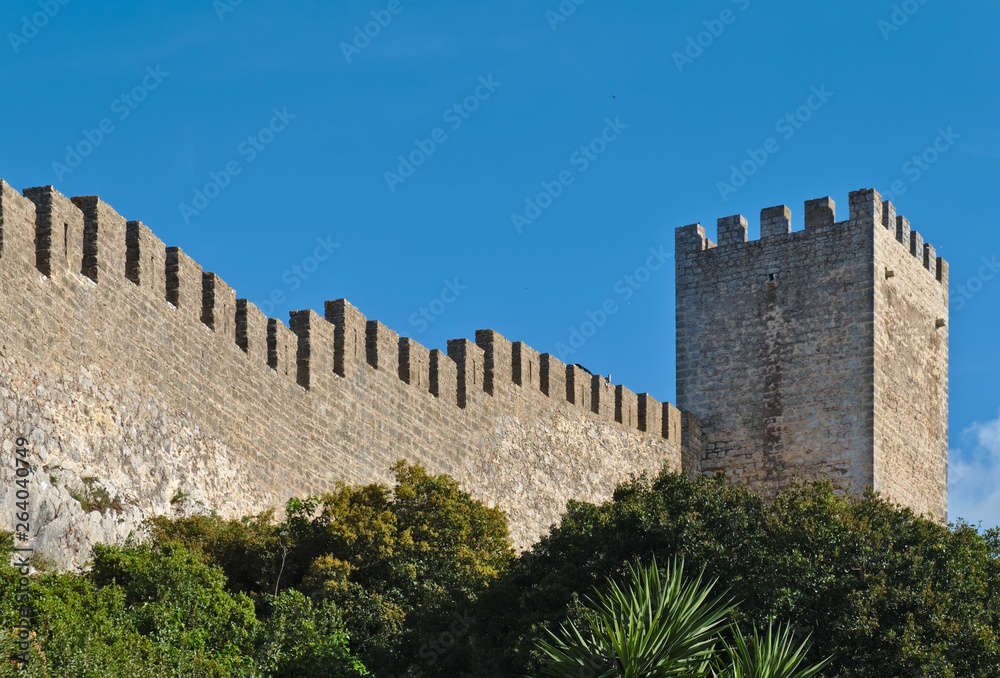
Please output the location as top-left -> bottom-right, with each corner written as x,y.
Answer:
675,189 -> 947,285
0,174 -> 949,563
674,187 -> 948,522
0,177 -> 691,559
0,180 -> 684,442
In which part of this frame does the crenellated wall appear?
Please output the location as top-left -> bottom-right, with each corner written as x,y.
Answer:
0,178 -> 949,567
871,194 -> 948,520
0,180 -> 686,566
675,189 -> 947,520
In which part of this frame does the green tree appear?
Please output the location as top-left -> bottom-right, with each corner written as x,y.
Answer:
297,461 -> 515,673
255,588 -> 368,677
0,539 -> 259,677
468,471 -> 1000,678
88,540 -> 260,663
146,509 -> 286,597
146,461 -> 515,675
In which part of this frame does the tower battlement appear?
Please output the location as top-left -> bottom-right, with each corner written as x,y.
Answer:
675,188 -> 948,520
676,189 -> 947,286
0,178 -> 948,567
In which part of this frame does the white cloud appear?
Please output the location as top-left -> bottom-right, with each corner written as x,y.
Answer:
975,414 -> 1000,452
948,408 -> 1000,528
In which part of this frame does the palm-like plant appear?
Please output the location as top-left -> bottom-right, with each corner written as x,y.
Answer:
535,557 -> 734,677
535,557 -> 831,678
712,623 -> 830,678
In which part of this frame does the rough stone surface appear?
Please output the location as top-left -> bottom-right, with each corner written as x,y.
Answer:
675,189 -> 947,520
0,180 -> 948,569
0,180 -> 682,567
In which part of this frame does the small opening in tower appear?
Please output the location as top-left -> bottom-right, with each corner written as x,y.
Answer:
769,272 -> 778,281
63,224 -> 68,258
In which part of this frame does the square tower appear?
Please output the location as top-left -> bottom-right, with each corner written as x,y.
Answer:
674,189 -> 948,520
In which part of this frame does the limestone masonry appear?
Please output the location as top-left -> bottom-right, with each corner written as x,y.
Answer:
0,181 -> 947,567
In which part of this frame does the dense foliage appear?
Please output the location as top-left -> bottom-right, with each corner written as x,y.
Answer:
535,558 -> 829,678
0,536 -> 366,677
147,460 -> 515,675
466,472 -> 1000,678
1,463 -> 998,677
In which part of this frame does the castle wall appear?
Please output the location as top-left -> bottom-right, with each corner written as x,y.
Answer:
675,193 -> 879,496
872,195 -> 948,520
0,181 -> 682,566
675,189 -> 948,520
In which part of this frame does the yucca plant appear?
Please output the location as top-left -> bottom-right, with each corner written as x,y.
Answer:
535,557 -> 832,678
535,557 -> 734,677
712,622 -> 830,678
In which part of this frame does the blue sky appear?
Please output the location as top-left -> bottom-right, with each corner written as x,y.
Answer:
1,0 -> 997,527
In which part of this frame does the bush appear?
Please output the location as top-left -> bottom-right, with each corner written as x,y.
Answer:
467,471 -> 1000,678
147,461 -> 515,675
0,538 -> 368,677
0,540 -> 257,676
255,588 -> 368,677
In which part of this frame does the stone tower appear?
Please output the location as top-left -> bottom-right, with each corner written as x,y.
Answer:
674,189 -> 948,520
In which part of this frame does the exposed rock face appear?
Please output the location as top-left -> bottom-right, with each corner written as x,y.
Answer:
0,180 -> 947,569
0,180 -> 682,568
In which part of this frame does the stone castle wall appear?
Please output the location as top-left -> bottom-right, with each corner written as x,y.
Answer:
0,181 -> 683,567
0,178 -> 949,568
674,189 -> 948,520
871,195 -> 949,520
